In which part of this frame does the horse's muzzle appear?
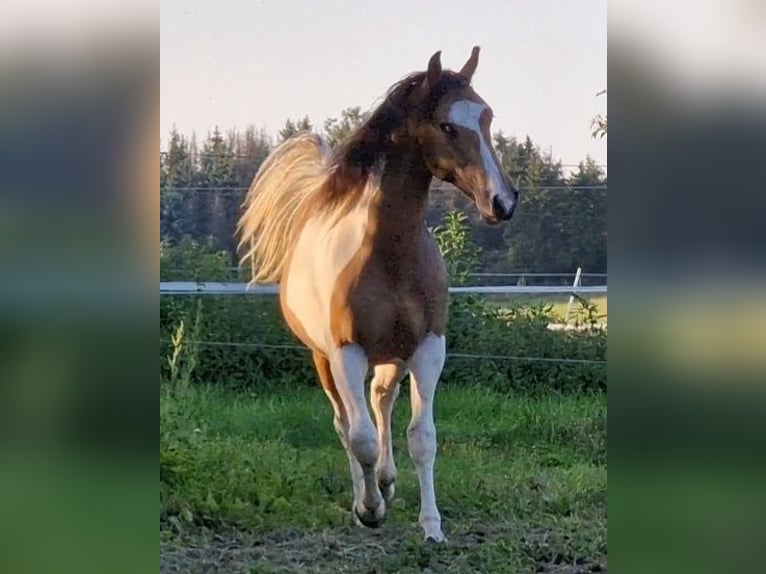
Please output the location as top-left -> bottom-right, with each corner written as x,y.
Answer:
491,190 -> 517,222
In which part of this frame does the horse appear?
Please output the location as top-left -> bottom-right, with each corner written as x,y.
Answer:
237,47 -> 518,542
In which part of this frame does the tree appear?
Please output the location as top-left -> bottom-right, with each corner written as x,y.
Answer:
199,126 -> 233,186
278,115 -> 313,143
163,127 -> 193,187
160,125 -> 273,258
195,127 -> 236,253
161,127 -> 194,241
323,106 -> 369,147
160,117 -> 607,275
565,157 -> 607,273
230,126 -> 271,188
590,89 -> 607,139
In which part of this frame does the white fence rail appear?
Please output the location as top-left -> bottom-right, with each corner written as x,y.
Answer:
159,280 -> 607,366
160,281 -> 607,296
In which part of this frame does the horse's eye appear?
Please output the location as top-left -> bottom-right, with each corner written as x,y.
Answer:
440,123 -> 457,139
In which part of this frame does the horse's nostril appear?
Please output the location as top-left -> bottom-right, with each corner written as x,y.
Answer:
492,195 -> 505,217
491,194 -> 516,221
492,195 -> 511,220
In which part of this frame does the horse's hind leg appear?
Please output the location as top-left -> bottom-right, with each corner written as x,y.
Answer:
312,351 -> 365,515
370,361 -> 407,503
328,344 -> 386,528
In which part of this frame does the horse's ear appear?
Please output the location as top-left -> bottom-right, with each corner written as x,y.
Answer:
424,50 -> 442,90
459,46 -> 480,82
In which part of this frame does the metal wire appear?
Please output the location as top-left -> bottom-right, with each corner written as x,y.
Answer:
159,338 -> 606,366
160,150 -> 607,169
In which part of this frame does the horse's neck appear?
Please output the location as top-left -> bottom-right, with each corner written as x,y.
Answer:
367,146 -> 432,243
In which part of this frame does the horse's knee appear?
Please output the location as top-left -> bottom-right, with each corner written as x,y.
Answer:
349,422 -> 378,467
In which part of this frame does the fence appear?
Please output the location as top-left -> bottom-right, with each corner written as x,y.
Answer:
159,279 -> 607,368
160,281 -> 606,296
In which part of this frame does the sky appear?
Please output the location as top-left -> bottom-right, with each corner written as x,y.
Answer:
161,0 -> 607,167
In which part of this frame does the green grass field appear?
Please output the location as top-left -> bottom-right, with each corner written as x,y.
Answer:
160,381 -> 606,573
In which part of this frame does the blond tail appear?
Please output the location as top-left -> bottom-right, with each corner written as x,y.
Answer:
237,132 -> 330,284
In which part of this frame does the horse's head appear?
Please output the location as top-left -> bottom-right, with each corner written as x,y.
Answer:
412,47 -> 518,225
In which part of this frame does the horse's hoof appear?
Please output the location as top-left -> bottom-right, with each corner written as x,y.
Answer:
424,532 -> 447,543
421,518 -> 446,543
354,501 -> 386,529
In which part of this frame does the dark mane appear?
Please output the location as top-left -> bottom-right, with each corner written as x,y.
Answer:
327,70 -> 468,194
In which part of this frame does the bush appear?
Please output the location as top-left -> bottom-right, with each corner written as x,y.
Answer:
160,238 -> 314,389
160,220 -> 606,393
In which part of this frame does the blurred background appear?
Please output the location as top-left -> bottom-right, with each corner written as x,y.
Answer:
610,1 -> 766,573
0,1 -> 156,573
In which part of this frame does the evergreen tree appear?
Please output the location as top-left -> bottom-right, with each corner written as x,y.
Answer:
160,127 -> 193,241
323,107 -> 368,147
160,117 -> 606,275
278,115 -> 313,142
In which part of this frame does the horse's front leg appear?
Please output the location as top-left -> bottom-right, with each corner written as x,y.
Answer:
329,344 -> 386,528
407,333 -> 447,542
370,362 -> 407,503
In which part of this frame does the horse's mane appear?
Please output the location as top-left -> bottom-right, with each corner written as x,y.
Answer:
325,71 -> 468,198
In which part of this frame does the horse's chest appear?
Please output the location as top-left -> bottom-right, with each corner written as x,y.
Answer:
334,254 -> 448,362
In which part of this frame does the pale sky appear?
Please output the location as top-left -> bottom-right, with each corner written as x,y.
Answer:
161,0 -> 607,166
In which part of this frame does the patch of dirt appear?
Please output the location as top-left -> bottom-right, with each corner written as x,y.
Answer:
536,560 -> 608,574
160,522 -> 607,574
161,525 -> 406,574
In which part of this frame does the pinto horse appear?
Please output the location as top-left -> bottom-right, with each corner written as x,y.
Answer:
238,47 -> 517,542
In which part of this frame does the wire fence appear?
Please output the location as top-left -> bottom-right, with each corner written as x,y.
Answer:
158,337 -> 607,366
160,150 -> 607,169
159,278 -> 607,367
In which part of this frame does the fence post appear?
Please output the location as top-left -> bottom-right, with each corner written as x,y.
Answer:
565,267 -> 582,324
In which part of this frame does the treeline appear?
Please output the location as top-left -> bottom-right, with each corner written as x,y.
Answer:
160,108 -> 606,275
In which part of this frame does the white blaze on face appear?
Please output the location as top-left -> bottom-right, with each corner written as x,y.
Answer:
447,99 -> 509,204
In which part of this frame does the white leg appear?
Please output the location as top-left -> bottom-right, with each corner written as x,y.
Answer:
370,362 -> 407,502
329,402 -> 366,513
336,420 -> 367,512
312,352 -> 365,511
329,344 -> 386,528
407,333 -> 447,542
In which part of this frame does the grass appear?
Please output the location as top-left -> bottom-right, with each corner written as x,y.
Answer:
160,380 -> 606,573
548,296 -> 607,322
489,295 -> 607,324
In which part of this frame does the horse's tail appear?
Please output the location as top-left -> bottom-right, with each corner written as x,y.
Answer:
237,132 -> 330,284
